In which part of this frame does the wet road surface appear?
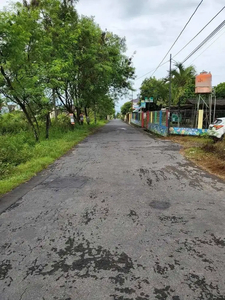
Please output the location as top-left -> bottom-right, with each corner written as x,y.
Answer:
0,119 -> 225,300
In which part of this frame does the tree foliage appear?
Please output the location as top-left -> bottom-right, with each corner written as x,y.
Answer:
0,0 -> 135,140
140,77 -> 168,107
170,63 -> 196,104
140,63 -> 196,107
121,101 -> 132,115
215,82 -> 225,99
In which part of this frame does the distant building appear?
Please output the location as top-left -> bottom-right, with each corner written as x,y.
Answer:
130,98 -> 139,110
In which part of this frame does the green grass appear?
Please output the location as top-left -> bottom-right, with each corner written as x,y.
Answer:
0,121 -> 107,196
165,135 -> 225,181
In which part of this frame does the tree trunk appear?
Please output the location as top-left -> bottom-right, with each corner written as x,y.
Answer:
45,112 -> 50,139
26,101 -> 40,135
20,103 -> 39,142
84,107 -> 90,125
94,106 -> 97,124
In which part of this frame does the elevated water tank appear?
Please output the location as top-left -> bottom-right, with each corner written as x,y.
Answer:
195,71 -> 212,94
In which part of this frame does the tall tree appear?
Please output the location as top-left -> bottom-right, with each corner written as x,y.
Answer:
121,101 -> 132,115
0,3 -> 47,140
170,63 -> 196,104
140,77 -> 168,107
0,0 -> 135,139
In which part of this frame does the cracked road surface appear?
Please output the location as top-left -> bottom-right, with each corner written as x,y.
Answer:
0,119 -> 225,300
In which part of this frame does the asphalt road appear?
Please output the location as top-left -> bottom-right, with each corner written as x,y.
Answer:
1,119 -> 225,300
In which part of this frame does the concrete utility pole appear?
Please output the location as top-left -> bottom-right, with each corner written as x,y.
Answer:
168,54 -> 172,135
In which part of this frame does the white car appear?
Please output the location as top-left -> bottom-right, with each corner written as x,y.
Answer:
208,118 -> 225,141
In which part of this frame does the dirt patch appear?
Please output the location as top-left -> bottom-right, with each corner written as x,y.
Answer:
162,136 -> 225,181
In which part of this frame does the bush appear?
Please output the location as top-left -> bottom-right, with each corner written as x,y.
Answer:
0,111 -> 29,134
51,114 -> 71,133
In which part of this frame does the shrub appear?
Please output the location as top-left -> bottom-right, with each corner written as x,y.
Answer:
0,111 -> 30,134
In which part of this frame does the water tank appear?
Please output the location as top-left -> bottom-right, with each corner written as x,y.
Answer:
195,71 -> 212,94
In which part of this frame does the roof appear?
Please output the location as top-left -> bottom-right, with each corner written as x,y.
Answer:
130,98 -> 139,104
188,99 -> 225,106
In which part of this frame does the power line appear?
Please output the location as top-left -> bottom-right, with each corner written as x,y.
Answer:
136,60 -> 169,81
149,0 -> 204,77
182,20 -> 225,64
190,28 -> 225,63
174,5 -> 225,58
136,4 -> 225,82
167,22 -> 225,79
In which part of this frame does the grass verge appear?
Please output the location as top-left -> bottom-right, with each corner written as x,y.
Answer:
0,121 -> 107,196
163,135 -> 225,181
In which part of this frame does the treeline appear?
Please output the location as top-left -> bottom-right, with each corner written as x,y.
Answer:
0,0 -> 135,140
140,63 -> 225,108
140,63 -> 196,108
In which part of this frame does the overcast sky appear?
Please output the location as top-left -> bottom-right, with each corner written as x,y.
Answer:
1,0 -> 225,111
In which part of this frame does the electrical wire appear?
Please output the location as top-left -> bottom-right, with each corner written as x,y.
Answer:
136,4 -> 225,82
149,0 -> 204,77
190,28 -> 225,63
136,60 -> 169,81
174,5 -> 225,58
182,20 -> 225,63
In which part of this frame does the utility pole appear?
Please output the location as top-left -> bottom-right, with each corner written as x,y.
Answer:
168,54 -> 172,135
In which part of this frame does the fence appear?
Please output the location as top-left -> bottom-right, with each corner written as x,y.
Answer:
130,110 -> 209,136
170,109 -> 196,128
147,111 -> 168,136
131,112 -> 141,126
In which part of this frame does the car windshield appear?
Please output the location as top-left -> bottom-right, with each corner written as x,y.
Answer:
213,119 -> 223,125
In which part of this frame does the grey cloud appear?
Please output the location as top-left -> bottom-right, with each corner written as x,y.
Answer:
127,27 -> 163,48
117,0 -> 149,18
117,0 -> 201,18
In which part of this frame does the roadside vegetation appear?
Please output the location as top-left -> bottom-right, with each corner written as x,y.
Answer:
165,135 -> 225,180
0,112 -> 107,195
0,0 -> 135,195
140,64 -> 225,107
0,0 -> 135,141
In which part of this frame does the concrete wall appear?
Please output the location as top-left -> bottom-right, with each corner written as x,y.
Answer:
148,124 -> 168,136
131,110 -> 208,137
131,119 -> 141,126
170,127 -> 208,136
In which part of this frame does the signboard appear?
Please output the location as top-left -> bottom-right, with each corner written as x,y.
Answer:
144,97 -> 154,103
140,101 -> 146,108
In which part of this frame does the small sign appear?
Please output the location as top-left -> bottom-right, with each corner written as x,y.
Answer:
69,113 -> 75,125
141,101 -> 146,108
150,97 -> 154,103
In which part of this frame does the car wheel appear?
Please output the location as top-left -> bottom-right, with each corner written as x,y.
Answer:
212,136 -> 218,143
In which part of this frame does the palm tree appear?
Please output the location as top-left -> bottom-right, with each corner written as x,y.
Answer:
171,62 -> 196,104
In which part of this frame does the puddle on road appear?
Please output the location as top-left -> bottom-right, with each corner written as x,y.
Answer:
149,201 -> 171,210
